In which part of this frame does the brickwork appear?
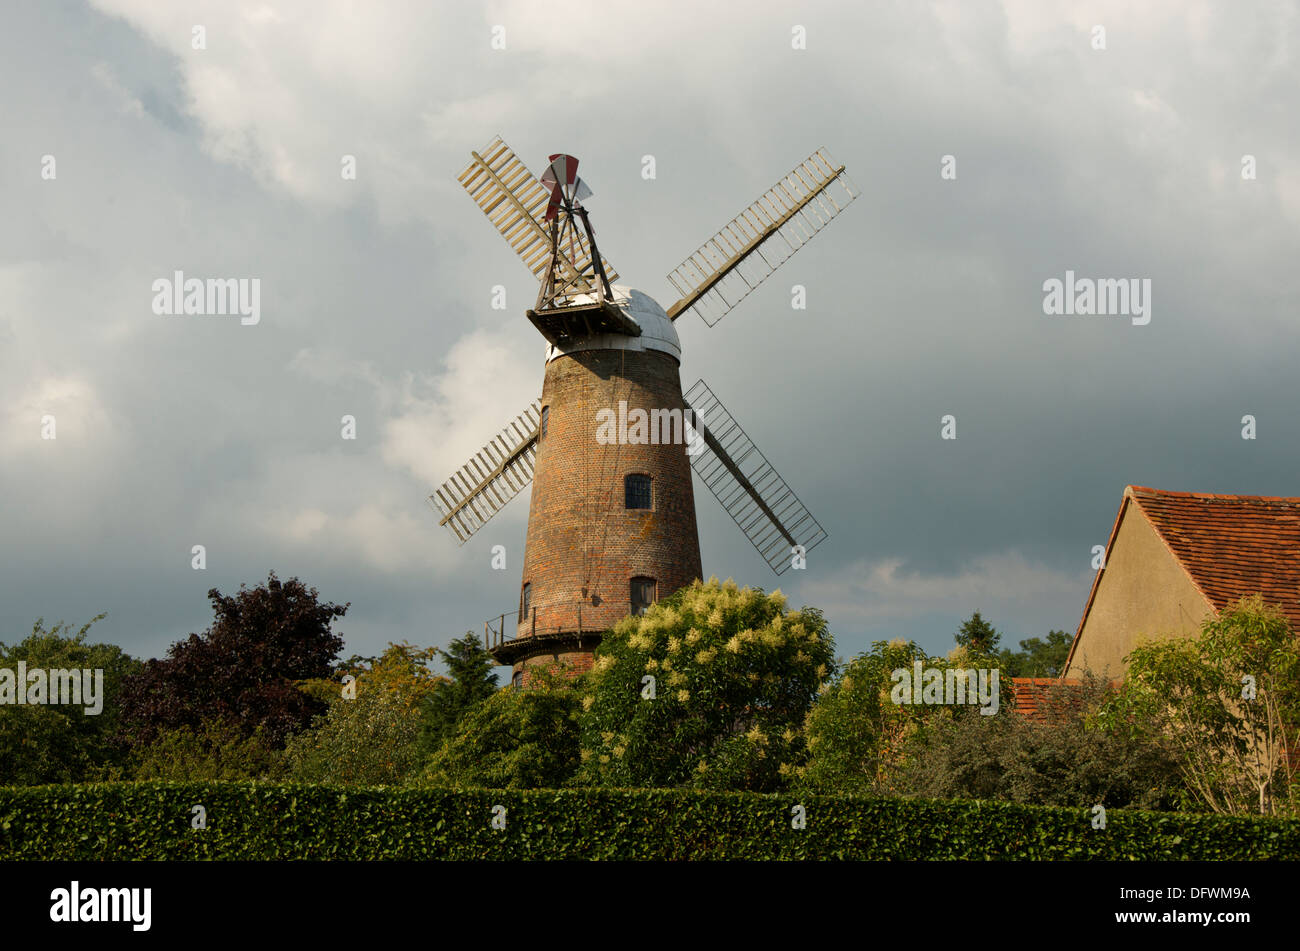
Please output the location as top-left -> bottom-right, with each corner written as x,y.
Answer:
520,650 -> 595,688
511,347 -> 703,679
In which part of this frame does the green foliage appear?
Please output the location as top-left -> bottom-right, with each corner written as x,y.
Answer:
1097,596 -> 1300,815
954,611 -> 1001,654
1,782 -> 1296,860
283,644 -> 442,787
578,578 -> 834,792
0,616 -> 141,785
890,674 -> 1188,811
800,639 -> 929,794
999,630 -> 1074,678
800,638 -> 1017,794
132,719 -> 288,782
419,632 -> 499,752
419,670 -> 581,789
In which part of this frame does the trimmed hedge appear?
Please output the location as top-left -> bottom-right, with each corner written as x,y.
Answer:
1,782 -> 1297,860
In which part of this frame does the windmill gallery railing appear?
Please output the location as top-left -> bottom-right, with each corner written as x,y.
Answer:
482,601 -> 602,652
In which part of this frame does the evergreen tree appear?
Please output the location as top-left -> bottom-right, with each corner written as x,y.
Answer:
954,610 -> 1001,655
419,632 -> 499,750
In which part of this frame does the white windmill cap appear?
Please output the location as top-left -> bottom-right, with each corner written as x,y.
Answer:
544,285 -> 682,364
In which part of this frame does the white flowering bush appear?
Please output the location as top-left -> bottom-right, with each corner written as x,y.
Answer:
577,578 -> 834,791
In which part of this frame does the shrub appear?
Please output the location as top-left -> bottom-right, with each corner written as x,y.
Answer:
800,639 -> 1015,795
132,718 -> 287,782
0,616 -> 140,785
418,670 -> 581,789
892,674 -> 1188,811
1,782 -> 1295,860
283,644 -> 441,786
578,578 -> 834,792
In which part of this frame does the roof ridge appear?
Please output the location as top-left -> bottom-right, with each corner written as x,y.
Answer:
1127,484 -> 1300,504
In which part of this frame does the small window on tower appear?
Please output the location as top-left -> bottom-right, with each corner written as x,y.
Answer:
625,473 -> 652,510
540,406 -> 549,439
512,670 -> 523,691
519,582 -> 531,623
630,577 -> 657,615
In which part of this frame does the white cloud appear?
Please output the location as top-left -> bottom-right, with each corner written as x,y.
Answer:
802,552 -> 1090,630
0,375 -> 120,463
256,499 -> 431,574
378,326 -> 540,487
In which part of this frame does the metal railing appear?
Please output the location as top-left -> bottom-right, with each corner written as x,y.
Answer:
483,603 -> 590,651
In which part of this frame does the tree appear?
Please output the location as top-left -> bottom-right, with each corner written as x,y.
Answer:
284,643 -> 442,786
578,578 -> 834,792
1096,595 -> 1300,815
799,639 -> 929,794
954,611 -> 1001,654
0,615 -> 141,785
419,669 -> 581,789
419,631 -> 499,752
117,572 -> 348,748
999,630 -> 1074,678
799,638 -> 1016,795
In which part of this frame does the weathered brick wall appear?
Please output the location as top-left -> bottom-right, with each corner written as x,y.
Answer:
520,649 -> 595,688
512,347 -> 702,679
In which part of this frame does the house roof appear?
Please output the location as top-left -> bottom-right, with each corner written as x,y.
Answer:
1064,485 -> 1300,674
1128,486 -> 1300,630
1008,677 -> 1115,721
1009,678 -> 1060,721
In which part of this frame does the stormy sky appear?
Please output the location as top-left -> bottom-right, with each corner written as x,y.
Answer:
3,0 -> 1297,676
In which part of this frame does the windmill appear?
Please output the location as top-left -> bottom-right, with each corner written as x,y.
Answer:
432,136 -> 857,685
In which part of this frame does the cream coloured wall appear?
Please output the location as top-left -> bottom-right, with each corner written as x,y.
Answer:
1064,503 -> 1214,679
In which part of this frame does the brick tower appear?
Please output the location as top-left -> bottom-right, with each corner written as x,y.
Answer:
501,287 -> 702,685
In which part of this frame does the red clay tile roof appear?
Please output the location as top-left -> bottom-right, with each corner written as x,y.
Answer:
1010,677 -> 1059,721
1127,486 -> 1300,633
1010,677 -> 1123,720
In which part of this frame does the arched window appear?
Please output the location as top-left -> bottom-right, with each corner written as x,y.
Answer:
540,405 -> 549,439
511,670 -> 524,691
625,473 -> 652,510
630,577 -> 657,615
519,582 -> 531,623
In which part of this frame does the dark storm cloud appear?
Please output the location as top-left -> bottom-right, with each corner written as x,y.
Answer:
2,1 -> 1296,672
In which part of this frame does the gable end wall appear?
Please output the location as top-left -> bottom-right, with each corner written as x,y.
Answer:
1064,504 -> 1213,678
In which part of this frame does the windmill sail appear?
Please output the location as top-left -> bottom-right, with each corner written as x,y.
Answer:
666,149 -> 857,326
458,136 -> 619,290
682,380 -> 827,575
430,402 -> 542,544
